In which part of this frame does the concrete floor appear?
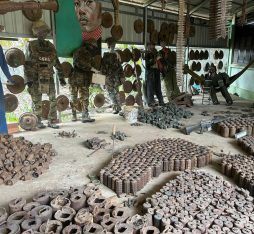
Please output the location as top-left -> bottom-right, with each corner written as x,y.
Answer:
0,94 -> 253,209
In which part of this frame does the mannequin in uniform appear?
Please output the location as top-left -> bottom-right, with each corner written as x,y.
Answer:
101,37 -> 123,114
24,20 -> 66,129
70,40 -> 99,122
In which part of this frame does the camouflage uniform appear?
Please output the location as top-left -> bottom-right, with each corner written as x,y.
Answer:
24,40 -> 64,124
101,52 -> 123,112
70,46 -> 94,120
159,48 -> 180,101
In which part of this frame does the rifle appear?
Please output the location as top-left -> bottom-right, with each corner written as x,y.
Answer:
183,116 -> 227,135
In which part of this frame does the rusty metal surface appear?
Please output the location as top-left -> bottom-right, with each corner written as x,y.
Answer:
0,135 -> 56,186
216,117 -> 254,138
144,170 -> 254,233
6,75 -> 25,94
100,138 -> 211,195
4,93 -> 18,113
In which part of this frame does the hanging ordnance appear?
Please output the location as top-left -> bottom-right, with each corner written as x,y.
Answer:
94,94 -> 105,108
4,93 -> 18,113
196,62 -> 201,72
19,112 -> 38,131
119,91 -> 125,104
147,19 -> 155,33
42,100 -> 50,119
22,0 -> 43,21
194,50 -> 199,60
124,64 -> 133,78
132,48 -> 141,62
150,30 -> 158,44
125,95 -> 135,106
5,48 -> 25,68
218,61 -> 223,70
93,55 -> 102,70
101,12 -> 113,28
218,50 -> 224,59
0,0 -> 58,15
204,50 -> 209,59
204,62 -> 210,72
134,19 -> 144,34
6,75 -> 25,94
111,0 -> 123,41
168,33 -> 174,45
191,61 -> 197,71
61,62 -> 73,79
132,79 -> 141,92
189,50 -> 195,60
134,64 -> 142,77
122,48 -> 132,63
56,95 -> 69,112
135,93 -> 142,106
199,50 -> 204,60
122,80 -> 133,93
214,50 -> 219,59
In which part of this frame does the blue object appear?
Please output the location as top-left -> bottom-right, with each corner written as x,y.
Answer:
0,45 -> 12,135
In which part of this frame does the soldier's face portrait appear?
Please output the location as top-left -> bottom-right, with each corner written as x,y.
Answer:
74,0 -> 102,32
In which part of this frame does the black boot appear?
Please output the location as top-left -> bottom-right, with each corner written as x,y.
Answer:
113,105 -> 121,114
82,111 -> 95,123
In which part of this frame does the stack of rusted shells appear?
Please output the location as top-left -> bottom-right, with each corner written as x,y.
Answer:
0,184 -> 163,233
144,170 -> 254,233
221,153 -> 254,196
100,138 -> 211,195
216,117 -> 254,138
0,135 -> 56,186
238,136 -> 254,155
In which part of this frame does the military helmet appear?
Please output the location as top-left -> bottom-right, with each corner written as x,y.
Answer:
32,20 -> 50,37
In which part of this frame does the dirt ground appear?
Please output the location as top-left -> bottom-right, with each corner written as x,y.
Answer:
0,93 -> 253,209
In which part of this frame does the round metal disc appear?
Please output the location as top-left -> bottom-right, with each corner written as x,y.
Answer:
94,94 -> 105,108
111,25 -> 123,41
5,48 -> 25,68
135,93 -> 143,106
19,112 -> 38,131
119,91 -> 125,104
56,95 -> 69,112
125,95 -> 135,106
22,1 -> 43,22
6,75 -> 25,94
5,94 -> 18,113
124,64 -> 133,78
132,79 -> 142,92
123,80 -> 133,93
134,19 -> 144,34
61,62 -> 73,78
42,100 -> 50,119
101,12 -> 113,28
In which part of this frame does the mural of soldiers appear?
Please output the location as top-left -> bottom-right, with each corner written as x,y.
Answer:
24,20 -> 66,129
208,65 -> 233,105
70,40 -> 98,122
101,37 -> 123,114
145,42 -> 164,107
158,41 -> 180,101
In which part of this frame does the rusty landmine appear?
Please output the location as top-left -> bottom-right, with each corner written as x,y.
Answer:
221,153 -> 254,196
0,184 -> 154,234
100,138 -> 212,195
144,171 -> 254,233
0,135 -> 56,186
216,116 -> 254,138
238,135 -> 254,155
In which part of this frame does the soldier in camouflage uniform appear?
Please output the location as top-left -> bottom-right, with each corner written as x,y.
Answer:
70,40 -> 98,122
101,37 -> 123,114
24,20 -> 66,129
